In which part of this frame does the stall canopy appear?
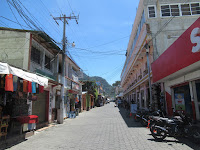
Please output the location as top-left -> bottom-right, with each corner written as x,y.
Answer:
116,92 -> 123,98
0,62 -> 48,87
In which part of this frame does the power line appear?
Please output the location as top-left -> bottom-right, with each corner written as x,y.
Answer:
7,0 -> 23,29
86,35 -> 130,50
0,16 -> 29,28
145,0 -> 190,54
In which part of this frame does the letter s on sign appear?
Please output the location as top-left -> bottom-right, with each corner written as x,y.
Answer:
191,27 -> 200,53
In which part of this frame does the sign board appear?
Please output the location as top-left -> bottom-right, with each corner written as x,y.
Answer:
72,74 -> 79,82
131,104 -> 137,113
175,93 -> 185,111
152,17 -> 200,83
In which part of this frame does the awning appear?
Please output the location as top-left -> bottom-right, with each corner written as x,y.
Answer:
0,62 -> 48,87
116,92 -> 123,98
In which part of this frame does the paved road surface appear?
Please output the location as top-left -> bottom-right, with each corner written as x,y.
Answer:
8,102 -> 200,150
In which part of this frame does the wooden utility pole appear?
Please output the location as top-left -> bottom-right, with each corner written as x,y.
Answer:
53,14 -> 78,124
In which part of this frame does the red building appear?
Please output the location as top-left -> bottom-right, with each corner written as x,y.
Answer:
152,17 -> 200,120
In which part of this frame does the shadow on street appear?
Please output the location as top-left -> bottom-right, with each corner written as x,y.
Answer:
118,106 -> 143,128
117,105 -> 200,149
0,134 -> 27,150
148,137 -> 200,150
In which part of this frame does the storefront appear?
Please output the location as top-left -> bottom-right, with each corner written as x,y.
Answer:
0,62 -> 48,139
151,17 -> 200,120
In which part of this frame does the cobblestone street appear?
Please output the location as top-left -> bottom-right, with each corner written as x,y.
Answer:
7,103 -> 200,150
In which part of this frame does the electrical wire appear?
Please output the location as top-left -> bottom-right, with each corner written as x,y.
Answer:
0,16 -> 29,28
7,0 -> 23,29
122,0 -> 190,86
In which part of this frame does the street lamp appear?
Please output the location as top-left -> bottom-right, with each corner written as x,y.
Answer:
72,41 -> 75,47
145,43 -> 153,110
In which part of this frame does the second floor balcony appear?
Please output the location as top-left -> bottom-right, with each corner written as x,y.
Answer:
58,74 -> 80,91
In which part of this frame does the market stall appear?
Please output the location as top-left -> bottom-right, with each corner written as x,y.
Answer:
0,62 -> 48,139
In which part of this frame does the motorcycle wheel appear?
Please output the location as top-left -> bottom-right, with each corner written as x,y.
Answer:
151,124 -> 167,141
149,122 -> 155,132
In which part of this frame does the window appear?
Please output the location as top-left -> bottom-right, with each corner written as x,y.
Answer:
45,55 -> 51,70
160,3 -> 200,17
148,6 -> 156,18
31,47 -> 40,64
171,5 -> 180,16
161,5 -> 170,17
191,3 -> 200,15
181,4 -> 191,15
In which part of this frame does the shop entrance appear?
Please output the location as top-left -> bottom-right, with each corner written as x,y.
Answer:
195,81 -> 200,120
32,91 -> 48,123
174,84 -> 193,116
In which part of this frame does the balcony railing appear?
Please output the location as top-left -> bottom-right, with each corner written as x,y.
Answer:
143,69 -> 148,76
138,74 -> 142,81
121,22 -> 148,84
58,74 -> 70,89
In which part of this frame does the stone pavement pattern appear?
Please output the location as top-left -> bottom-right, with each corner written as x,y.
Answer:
7,103 -> 200,150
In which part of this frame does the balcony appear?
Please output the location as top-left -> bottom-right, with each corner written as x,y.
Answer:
121,23 -> 148,84
143,69 -> 148,76
57,74 -> 71,89
134,79 -> 137,84
72,81 -> 80,91
138,74 -> 142,81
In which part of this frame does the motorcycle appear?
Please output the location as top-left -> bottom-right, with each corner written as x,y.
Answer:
140,109 -> 165,127
150,112 -> 200,143
134,109 -> 145,122
148,110 -> 166,131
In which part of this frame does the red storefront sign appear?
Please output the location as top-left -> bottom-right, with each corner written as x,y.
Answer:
152,17 -> 200,83
68,89 -> 79,94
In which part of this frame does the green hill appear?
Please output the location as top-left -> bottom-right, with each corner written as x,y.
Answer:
80,73 -> 113,96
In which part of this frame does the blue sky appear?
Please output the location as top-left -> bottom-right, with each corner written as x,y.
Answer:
0,0 -> 139,85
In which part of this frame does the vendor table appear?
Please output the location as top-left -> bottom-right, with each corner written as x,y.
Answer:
11,115 -> 38,134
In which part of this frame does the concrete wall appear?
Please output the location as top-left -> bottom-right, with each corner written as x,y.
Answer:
30,39 -> 55,75
0,30 -> 30,69
143,0 -> 200,60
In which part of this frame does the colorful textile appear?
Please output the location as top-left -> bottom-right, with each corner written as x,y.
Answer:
0,75 -> 5,88
28,81 -> 32,93
16,115 -> 39,124
18,78 -> 23,92
36,84 -> 39,94
5,74 -> 13,92
31,82 -> 36,93
13,75 -> 18,91
23,80 -> 28,93
39,85 -> 44,93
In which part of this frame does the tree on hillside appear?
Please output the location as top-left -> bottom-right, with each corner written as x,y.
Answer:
112,81 -> 121,87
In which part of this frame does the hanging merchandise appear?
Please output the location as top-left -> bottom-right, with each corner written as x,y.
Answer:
18,78 -> 23,92
32,82 -> 36,94
0,74 -> 5,89
39,85 -> 44,93
5,74 -> 13,92
0,62 -> 48,87
28,93 -> 37,101
28,81 -> 32,93
13,75 -> 18,91
23,80 -> 28,93
36,83 -> 39,94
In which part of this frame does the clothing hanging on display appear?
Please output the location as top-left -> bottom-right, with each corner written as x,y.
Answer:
39,85 -> 44,93
31,82 -> 36,94
23,80 -> 28,93
13,76 -> 18,91
5,74 -> 13,92
28,81 -> 32,93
